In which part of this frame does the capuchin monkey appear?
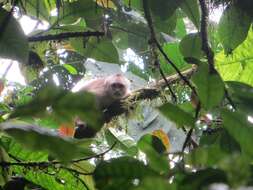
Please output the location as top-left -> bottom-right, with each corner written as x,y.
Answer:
78,73 -> 131,109
70,73 -> 131,138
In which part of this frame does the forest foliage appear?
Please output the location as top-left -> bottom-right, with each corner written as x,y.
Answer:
0,0 -> 253,189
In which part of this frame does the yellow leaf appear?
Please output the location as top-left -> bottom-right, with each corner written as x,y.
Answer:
62,43 -> 75,51
96,0 -> 116,9
152,129 -> 170,152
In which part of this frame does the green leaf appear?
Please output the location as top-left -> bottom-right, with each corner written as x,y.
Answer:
0,146 -> 10,186
70,37 -> 119,63
180,0 -> 200,29
124,0 -> 143,11
148,0 -> 183,20
219,154 -> 251,187
216,29 -> 253,86
186,145 -> 228,167
94,157 -> 157,190
160,42 -> 188,75
218,4 -> 251,54
19,0 -> 51,21
1,135 -> 48,161
13,165 -> 88,190
137,134 -> 169,174
158,102 -> 195,128
192,64 -> 225,110
175,18 -> 187,38
0,122 -> 93,162
153,13 -> 177,34
58,0 -> 102,28
179,33 -> 203,59
226,81 -> 253,114
219,129 -> 241,154
0,8 -> 28,64
105,128 -> 138,156
180,168 -> 227,190
221,109 -> 253,158
62,64 -> 78,75
10,85 -> 103,130
134,177 -> 176,190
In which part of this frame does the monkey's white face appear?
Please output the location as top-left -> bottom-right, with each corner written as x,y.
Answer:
109,82 -> 127,99
105,74 -> 130,100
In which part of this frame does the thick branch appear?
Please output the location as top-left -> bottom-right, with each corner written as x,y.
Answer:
28,31 -> 105,42
199,0 -> 215,72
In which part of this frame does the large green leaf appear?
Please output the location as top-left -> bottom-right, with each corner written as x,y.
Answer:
218,4 -> 251,54
160,42 -> 188,75
148,0 -> 183,20
179,33 -> 203,60
70,37 -> 119,63
153,13 -> 177,34
0,122 -> 93,162
216,29 -> 253,86
94,157 -> 157,190
0,8 -> 28,64
158,102 -> 195,128
124,0 -> 143,11
105,128 -> 138,156
175,18 -> 187,38
133,177 -> 176,190
13,164 -> 88,190
19,0 -> 52,21
180,0 -> 200,29
0,146 -> 10,186
226,81 -> 253,114
94,157 -> 157,179
192,64 -> 225,110
221,109 -> 253,158
10,85 -> 103,129
137,134 -> 169,174
179,168 -> 227,190
1,135 -> 48,161
58,0 -> 102,28
186,145 -> 228,167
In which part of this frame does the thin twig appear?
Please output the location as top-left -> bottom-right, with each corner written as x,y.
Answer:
0,142 -> 116,168
2,61 -> 13,79
142,0 -> 177,101
182,98 -> 200,152
70,141 -> 117,163
158,65 -> 177,102
224,88 -> 236,110
109,25 -> 146,38
142,0 -> 196,95
182,128 -> 194,151
60,166 -> 93,176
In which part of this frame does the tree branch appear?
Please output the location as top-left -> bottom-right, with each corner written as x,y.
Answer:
142,0 -> 196,95
199,0 -> 236,109
28,31 -> 105,42
142,0 -> 177,102
0,142 -> 116,168
199,0 -> 215,72
104,68 -> 196,122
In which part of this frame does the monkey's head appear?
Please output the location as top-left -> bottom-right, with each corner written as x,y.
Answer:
105,74 -> 130,100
